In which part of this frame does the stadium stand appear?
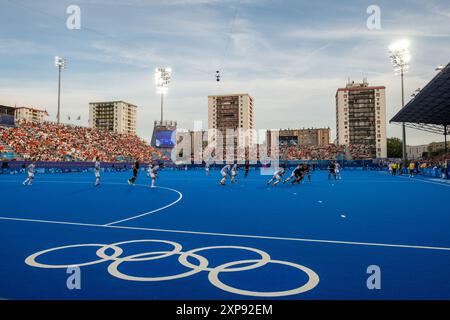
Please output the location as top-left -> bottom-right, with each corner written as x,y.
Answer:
347,144 -> 373,159
0,121 -> 169,162
279,145 -> 345,160
0,138 -> 17,159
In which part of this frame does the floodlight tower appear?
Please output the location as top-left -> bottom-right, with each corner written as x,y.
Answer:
55,56 -> 66,124
155,67 -> 172,123
389,40 -> 411,165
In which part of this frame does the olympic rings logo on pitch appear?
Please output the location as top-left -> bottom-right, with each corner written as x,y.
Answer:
25,239 -> 320,297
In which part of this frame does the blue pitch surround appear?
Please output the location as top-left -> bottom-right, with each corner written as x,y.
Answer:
0,168 -> 449,299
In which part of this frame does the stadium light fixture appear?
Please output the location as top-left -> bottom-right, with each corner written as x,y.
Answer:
55,56 -> 66,69
435,65 -> 444,71
388,40 -> 410,165
155,67 -> 172,123
389,40 -> 411,75
55,56 -> 66,124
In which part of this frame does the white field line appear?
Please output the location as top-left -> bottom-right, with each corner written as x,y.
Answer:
0,216 -> 450,252
0,180 -> 183,225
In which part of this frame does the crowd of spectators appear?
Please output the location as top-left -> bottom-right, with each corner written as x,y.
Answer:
347,144 -> 373,159
276,144 -> 376,160
417,159 -> 447,170
279,144 -> 346,160
0,121 -> 169,162
384,159 -> 448,179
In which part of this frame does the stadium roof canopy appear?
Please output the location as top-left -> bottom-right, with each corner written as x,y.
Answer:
390,62 -> 450,135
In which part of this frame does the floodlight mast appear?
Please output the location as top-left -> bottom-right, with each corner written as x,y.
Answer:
155,67 -> 172,123
389,40 -> 411,166
55,56 -> 66,124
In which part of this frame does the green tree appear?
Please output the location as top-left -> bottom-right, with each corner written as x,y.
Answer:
387,137 -> 403,158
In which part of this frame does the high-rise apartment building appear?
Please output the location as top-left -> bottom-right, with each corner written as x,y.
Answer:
266,127 -> 330,149
14,107 -> 48,124
208,94 -> 255,157
89,101 -> 137,135
336,80 -> 387,158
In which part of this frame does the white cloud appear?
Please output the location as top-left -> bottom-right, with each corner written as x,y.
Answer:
286,27 -> 450,40
0,38 -> 50,54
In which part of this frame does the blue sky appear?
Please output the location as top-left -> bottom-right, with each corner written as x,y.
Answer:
1,0 -> 449,145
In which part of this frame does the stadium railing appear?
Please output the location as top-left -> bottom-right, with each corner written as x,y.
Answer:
417,167 -> 449,179
0,161 -> 138,174
160,159 -> 386,171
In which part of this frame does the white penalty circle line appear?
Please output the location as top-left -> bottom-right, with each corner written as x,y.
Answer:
0,216 -> 450,252
0,179 -> 183,226
34,181 -> 183,226
104,184 -> 183,226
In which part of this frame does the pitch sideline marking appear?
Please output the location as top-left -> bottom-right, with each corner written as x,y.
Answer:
397,175 -> 450,187
0,216 -> 450,252
377,171 -> 450,187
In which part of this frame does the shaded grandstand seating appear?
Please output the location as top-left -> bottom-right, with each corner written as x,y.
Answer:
276,144 -> 376,160
347,144 -> 373,159
279,145 -> 345,160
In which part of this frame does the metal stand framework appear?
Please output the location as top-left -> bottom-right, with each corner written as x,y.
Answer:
390,62 -> 450,164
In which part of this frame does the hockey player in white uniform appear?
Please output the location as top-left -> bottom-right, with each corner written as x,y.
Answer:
267,164 -> 286,186
230,163 -> 238,183
94,157 -> 101,186
220,164 -> 231,186
23,160 -> 36,186
148,162 -> 161,188
335,162 -> 341,180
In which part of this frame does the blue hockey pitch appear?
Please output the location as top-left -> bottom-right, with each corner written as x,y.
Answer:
0,168 -> 449,299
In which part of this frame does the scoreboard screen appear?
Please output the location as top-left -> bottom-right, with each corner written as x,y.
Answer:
155,130 -> 176,148
279,136 -> 298,146
0,114 -> 14,126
